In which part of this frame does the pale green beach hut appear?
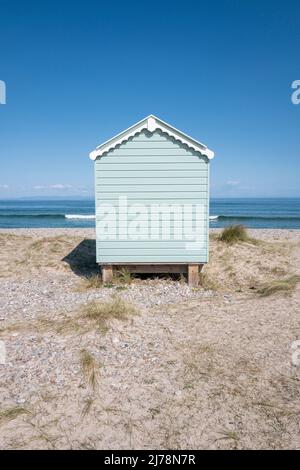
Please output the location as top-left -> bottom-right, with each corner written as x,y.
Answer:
89,115 -> 214,286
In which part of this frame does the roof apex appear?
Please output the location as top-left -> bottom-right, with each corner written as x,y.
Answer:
89,115 -> 214,160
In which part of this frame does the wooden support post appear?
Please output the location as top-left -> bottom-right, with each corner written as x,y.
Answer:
102,265 -> 113,283
188,264 -> 199,288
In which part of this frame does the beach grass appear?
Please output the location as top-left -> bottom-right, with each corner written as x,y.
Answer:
76,274 -> 102,291
77,268 -> 134,292
219,225 -> 249,244
0,297 -> 137,338
115,268 -> 133,285
0,407 -> 30,425
80,349 -> 99,391
199,271 -> 219,291
79,297 -> 137,333
258,275 -> 300,296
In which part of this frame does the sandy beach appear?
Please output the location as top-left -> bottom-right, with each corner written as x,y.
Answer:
0,228 -> 300,449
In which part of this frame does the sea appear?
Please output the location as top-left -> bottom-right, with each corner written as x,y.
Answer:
0,198 -> 299,229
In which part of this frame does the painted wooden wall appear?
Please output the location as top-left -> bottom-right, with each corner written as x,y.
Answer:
95,129 -> 209,264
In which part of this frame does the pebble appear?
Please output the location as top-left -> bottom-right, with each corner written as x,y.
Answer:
16,398 -> 26,404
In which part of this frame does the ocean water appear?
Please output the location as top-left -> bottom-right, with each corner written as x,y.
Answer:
0,198 -> 299,229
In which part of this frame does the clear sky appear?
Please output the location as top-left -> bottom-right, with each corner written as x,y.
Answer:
0,0 -> 299,199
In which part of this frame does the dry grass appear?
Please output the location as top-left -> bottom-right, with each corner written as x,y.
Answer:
81,398 -> 94,418
0,314 -> 85,337
80,297 -> 137,333
80,349 -> 99,391
0,297 -> 137,338
271,266 -> 287,275
214,429 -> 240,448
252,400 -> 300,417
258,275 -> 300,297
219,225 -> 250,244
26,237 -> 77,270
0,233 -> 32,278
0,233 -> 83,278
204,232 -> 292,292
199,271 -> 219,291
182,344 -> 217,381
76,274 -> 102,291
0,407 -> 30,425
0,233 -> 25,245
77,269 -> 134,292
0,229 -> 293,296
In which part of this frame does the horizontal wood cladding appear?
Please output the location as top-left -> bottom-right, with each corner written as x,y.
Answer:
97,255 -> 208,263
95,130 -> 209,264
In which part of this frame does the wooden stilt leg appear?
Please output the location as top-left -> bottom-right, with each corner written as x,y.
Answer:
102,265 -> 113,283
188,264 -> 199,287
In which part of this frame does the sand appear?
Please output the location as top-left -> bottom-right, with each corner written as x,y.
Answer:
0,228 -> 300,449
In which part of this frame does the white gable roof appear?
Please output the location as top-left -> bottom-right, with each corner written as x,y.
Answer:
89,115 -> 214,160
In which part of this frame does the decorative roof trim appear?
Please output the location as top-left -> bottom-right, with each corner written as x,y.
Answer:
89,115 -> 214,160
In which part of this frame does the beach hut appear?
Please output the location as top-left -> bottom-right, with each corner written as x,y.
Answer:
89,115 -> 214,286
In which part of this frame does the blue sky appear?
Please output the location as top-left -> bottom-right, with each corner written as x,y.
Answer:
0,0 -> 299,198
